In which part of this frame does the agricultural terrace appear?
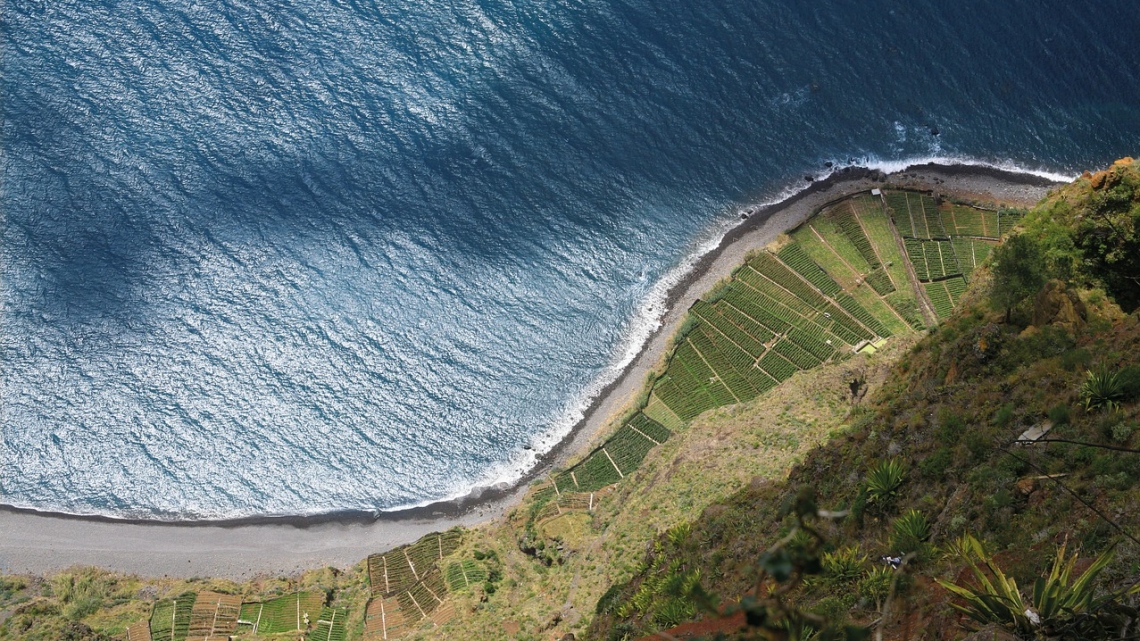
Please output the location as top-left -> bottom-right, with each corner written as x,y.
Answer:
236,591 -> 326,636
542,190 -> 1018,506
364,530 -> 467,640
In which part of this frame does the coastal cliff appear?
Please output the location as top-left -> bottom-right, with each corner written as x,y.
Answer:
2,159 -> 1138,641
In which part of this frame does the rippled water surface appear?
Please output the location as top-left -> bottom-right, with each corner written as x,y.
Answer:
2,0 -> 1138,517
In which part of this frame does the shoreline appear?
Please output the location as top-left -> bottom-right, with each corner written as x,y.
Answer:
0,161 -> 1065,579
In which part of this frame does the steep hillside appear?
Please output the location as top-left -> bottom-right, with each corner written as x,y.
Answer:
589,159 -> 1140,640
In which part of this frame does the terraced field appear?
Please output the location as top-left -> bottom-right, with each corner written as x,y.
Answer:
536,189 -> 1022,510
149,592 -> 196,641
362,530 -> 466,640
236,592 -> 326,636
307,607 -> 348,641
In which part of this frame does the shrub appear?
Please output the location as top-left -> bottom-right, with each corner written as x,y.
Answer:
1081,366 -> 1127,411
821,546 -> 866,585
858,566 -> 895,609
993,404 -> 1015,427
891,510 -> 931,553
1047,403 -> 1071,426
865,460 -> 906,509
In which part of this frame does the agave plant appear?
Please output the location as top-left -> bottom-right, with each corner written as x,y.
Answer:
821,546 -> 866,584
865,459 -> 906,508
937,534 -> 1139,636
1081,365 -> 1126,411
891,510 -> 931,553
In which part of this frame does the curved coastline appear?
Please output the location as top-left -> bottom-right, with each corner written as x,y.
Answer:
0,161 -> 1067,578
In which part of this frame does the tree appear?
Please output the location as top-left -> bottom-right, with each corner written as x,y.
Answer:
990,233 -> 1046,323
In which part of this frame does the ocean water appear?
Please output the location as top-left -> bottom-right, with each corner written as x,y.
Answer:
2,0 -> 1138,519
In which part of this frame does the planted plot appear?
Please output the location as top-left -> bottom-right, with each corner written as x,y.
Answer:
693,301 -> 767,358
307,607 -> 348,641
570,449 -> 623,491
746,253 -> 828,309
773,340 -> 821,369
737,267 -> 819,317
833,207 -> 881,269
904,238 -> 929,280
777,244 -> 842,297
920,195 -> 947,238
941,204 -> 996,238
715,301 -> 775,346
150,592 -> 195,641
855,199 -> 913,294
186,591 -> 241,639
885,293 -> 925,330
924,282 -> 954,320
364,597 -> 407,641
864,268 -> 895,295
238,592 -> 327,635
604,425 -> 657,475
676,341 -> 737,407
691,327 -> 760,401
628,413 -> 671,444
883,192 -> 917,237
369,532 -> 460,597
835,294 -> 891,338
652,376 -> 713,422
445,560 -> 488,592
944,275 -> 969,305
997,208 -> 1025,236
952,238 -> 995,277
721,286 -> 792,333
786,327 -> 837,361
758,349 -> 799,382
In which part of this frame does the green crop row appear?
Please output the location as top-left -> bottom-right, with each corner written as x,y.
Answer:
149,592 -> 195,641
924,282 -> 954,320
944,275 -> 969,305
920,195 -> 948,238
834,294 -> 891,338
758,350 -> 799,382
952,238 -> 994,277
777,243 -> 843,297
237,592 -> 325,635
721,286 -> 792,334
773,339 -> 822,369
833,209 -> 881,270
884,292 -> 925,330
785,327 -> 838,361
691,327 -> 762,402
445,560 -> 488,592
746,253 -> 828,309
864,268 -> 895,295
604,425 -> 658,475
628,413 -> 672,444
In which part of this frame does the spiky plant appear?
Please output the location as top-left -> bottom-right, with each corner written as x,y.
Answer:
821,546 -> 866,584
865,459 -> 906,508
891,510 -> 931,553
938,534 -> 1139,636
1082,366 -> 1126,411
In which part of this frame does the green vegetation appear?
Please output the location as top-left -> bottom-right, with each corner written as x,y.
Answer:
8,163 -> 1139,641
938,534 -> 1139,638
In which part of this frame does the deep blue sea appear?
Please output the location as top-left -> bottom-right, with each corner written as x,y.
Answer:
2,0 -> 1138,519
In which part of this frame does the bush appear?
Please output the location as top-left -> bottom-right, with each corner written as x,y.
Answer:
857,566 -> 895,608
993,404 -> 1015,427
1047,403 -> 1071,426
821,547 -> 866,585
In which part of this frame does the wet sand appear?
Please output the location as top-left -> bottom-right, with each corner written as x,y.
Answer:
0,162 -> 1065,579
